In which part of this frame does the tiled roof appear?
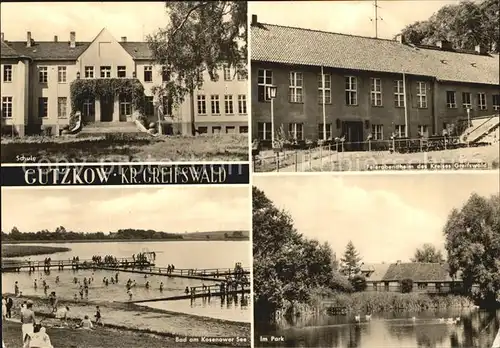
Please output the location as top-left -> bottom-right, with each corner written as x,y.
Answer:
120,42 -> 153,60
0,41 -> 152,61
251,22 -> 500,85
382,263 -> 459,282
0,41 -> 21,58
360,263 -> 391,282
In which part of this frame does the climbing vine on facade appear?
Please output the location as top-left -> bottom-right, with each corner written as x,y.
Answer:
69,78 -> 146,124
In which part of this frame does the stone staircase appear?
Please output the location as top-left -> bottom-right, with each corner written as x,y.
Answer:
77,121 -> 145,136
461,115 -> 500,144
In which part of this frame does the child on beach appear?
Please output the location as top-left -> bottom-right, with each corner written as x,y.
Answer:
79,315 -> 94,330
94,306 -> 103,326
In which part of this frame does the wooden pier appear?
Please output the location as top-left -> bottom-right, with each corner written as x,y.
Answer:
1,259 -> 250,282
0,258 -> 151,272
129,284 -> 250,303
92,265 -> 250,281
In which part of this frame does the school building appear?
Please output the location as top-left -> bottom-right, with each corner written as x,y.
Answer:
0,28 -> 248,136
250,15 -> 499,145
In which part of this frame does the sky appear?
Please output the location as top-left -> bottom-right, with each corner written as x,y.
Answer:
1,186 -> 250,233
0,1 -> 467,43
0,2 -> 169,42
253,173 -> 499,264
250,0 -> 464,39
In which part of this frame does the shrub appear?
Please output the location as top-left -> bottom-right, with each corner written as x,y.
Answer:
351,275 -> 367,292
401,279 -> 414,293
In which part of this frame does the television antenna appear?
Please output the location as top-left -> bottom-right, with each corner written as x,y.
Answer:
369,0 -> 384,38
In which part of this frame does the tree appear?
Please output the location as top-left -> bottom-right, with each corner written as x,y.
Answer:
411,244 -> 446,263
444,193 -> 500,305
340,241 -> 362,279
399,0 -> 499,53
253,186 -> 346,321
147,1 -> 247,135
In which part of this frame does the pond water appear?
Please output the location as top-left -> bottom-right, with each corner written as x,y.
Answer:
2,241 -> 251,322
255,308 -> 500,348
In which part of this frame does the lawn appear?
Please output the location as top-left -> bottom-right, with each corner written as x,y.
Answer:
1,244 -> 71,258
0,134 -> 249,163
1,320 -> 220,348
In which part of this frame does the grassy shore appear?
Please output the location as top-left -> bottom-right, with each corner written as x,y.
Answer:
1,244 -> 71,258
2,293 -> 250,347
2,320 -> 222,348
0,134 -> 249,162
315,291 -> 476,314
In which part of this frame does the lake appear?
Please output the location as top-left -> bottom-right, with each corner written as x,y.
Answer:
1,241 -> 251,322
255,308 -> 500,348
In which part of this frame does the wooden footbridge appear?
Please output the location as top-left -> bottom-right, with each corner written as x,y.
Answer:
1,258 -> 250,282
129,283 -> 250,304
95,265 -> 250,281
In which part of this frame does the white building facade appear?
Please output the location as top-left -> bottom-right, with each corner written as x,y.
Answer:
0,29 -> 248,136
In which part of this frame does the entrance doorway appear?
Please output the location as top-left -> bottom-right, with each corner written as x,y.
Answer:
342,121 -> 364,151
100,96 -> 114,122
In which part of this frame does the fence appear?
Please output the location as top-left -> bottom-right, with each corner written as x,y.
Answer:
252,136 -> 481,172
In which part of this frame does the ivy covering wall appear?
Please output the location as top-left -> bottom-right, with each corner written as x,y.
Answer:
69,78 -> 146,125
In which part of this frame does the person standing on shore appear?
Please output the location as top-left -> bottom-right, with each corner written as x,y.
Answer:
94,306 -> 103,326
20,300 -> 36,346
15,282 -> 19,297
34,280 -> 37,290
6,297 -> 13,318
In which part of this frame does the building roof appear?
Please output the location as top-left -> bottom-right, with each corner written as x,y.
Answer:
120,42 -> 153,60
0,41 -> 153,61
360,262 -> 461,282
382,263 -> 458,282
360,263 -> 391,282
251,22 -> 500,85
0,41 -> 22,59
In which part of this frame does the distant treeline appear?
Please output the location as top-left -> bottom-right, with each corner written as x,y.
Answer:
1,226 -> 248,241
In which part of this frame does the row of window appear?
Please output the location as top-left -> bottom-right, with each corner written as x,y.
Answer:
256,122 -> 427,141
0,96 -> 63,119
223,65 -> 247,81
257,69 -> 500,110
2,64 -> 248,84
197,94 -> 247,115
1,94 -> 247,119
198,125 -> 248,135
446,91 -> 499,110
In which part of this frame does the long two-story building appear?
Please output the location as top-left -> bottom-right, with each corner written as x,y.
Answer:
0,28 -> 248,136
250,15 -> 499,146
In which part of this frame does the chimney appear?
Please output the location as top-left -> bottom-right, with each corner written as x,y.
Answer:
121,36 -> 127,42
54,35 -> 58,43
475,44 -> 487,55
70,31 -> 75,48
26,31 -> 32,47
395,34 -> 405,44
1,33 -> 4,42
436,40 -> 452,50
251,14 -> 257,26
